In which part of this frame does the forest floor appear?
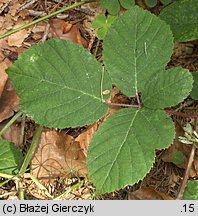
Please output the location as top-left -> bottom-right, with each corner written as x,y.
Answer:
0,0 -> 198,200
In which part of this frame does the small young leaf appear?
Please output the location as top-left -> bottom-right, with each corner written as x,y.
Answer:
172,151 -> 184,166
7,39 -> 111,128
100,0 -> 135,15
184,180 -> 198,200
0,139 -> 23,175
119,0 -> 135,9
191,72 -> 198,100
92,14 -> 117,40
87,108 -> 174,194
160,0 -> 172,5
100,0 -> 120,15
145,0 -> 158,8
142,67 -> 193,109
160,0 -> 198,42
103,6 -> 173,97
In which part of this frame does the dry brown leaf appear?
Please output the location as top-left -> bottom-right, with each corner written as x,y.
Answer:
75,123 -> 99,156
127,187 -> 173,200
32,129 -> 87,181
0,61 -> 9,96
0,120 -> 21,147
0,79 -> 19,122
50,19 -> 88,48
8,20 -> 32,47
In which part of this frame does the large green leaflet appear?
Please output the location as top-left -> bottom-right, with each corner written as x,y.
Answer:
142,67 -> 193,109
160,0 -> 198,42
184,181 -> 198,200
7,39 -> 110,128
87,6 -> 193,194
103,6 -> 173,97
87,108 -> 174,194
191,72 -> 198,100
0,139 -> 23,175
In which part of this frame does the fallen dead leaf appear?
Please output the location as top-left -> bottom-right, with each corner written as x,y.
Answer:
127,187 -> 173,200
75,123 -> 99,156
32,129 -> 87,181
0,61 -> 9,96
8,19 -> 32,47
0,120 -> 21,147
0,78 -> 19,122
50,19 -> 88,48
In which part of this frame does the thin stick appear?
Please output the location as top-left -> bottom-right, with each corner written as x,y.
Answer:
136,93 -> 141,108
165,109 -> 198,119
105,101 -> 140,108
176,144 -> 196,200
0,0 -> 96,39
100,66 -> 105,102
0,111 -> 23,137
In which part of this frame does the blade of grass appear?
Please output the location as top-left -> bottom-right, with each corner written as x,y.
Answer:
30,174 -> 53,199
0,111 -> 23,137
0,0 -> 97,39
19,125 -> 43,176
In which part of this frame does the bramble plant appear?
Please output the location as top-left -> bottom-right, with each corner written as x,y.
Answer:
0,4 -> 196,195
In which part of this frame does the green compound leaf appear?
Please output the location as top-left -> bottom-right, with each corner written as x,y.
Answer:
145,0 -> 158,8
0,139 -> 23,175
103,6 -> 173,97
191,72 -> 198,100
7,39 -> 110,128
160,0 -> 198,42
100,0 -> 135,15
184,180 -> 198,200
92,14 -> 117,40
87,108 -> 175,194
142,67 -> 193,109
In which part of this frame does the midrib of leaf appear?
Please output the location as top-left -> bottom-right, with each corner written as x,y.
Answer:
101,109 -> 139,187
13,67 -> 101,102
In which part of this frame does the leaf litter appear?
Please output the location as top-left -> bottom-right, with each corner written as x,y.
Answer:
0,0 -> 198,200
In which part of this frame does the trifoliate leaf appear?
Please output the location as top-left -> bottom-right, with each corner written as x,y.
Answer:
160,0 -> 198,42
7,39 -> 110,128
103,6 -> 173,97
142,67 -> 193,109
100,0 -> 135,15
0,139 -> 23,175
87,108 -> 174,194
191,72 -> 198,100
184,181 -> 198,200
92,15 -> 117,40
145,0 -> 158,8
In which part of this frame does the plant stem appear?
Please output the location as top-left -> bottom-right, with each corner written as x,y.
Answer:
176,144 -> 196,200
165,109 -> 198,119
0,111 -> 23,137
0,0 -> 96,39
19,125 -> 43,176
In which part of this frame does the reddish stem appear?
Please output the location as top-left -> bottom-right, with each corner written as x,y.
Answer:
165,109 -> 198,119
